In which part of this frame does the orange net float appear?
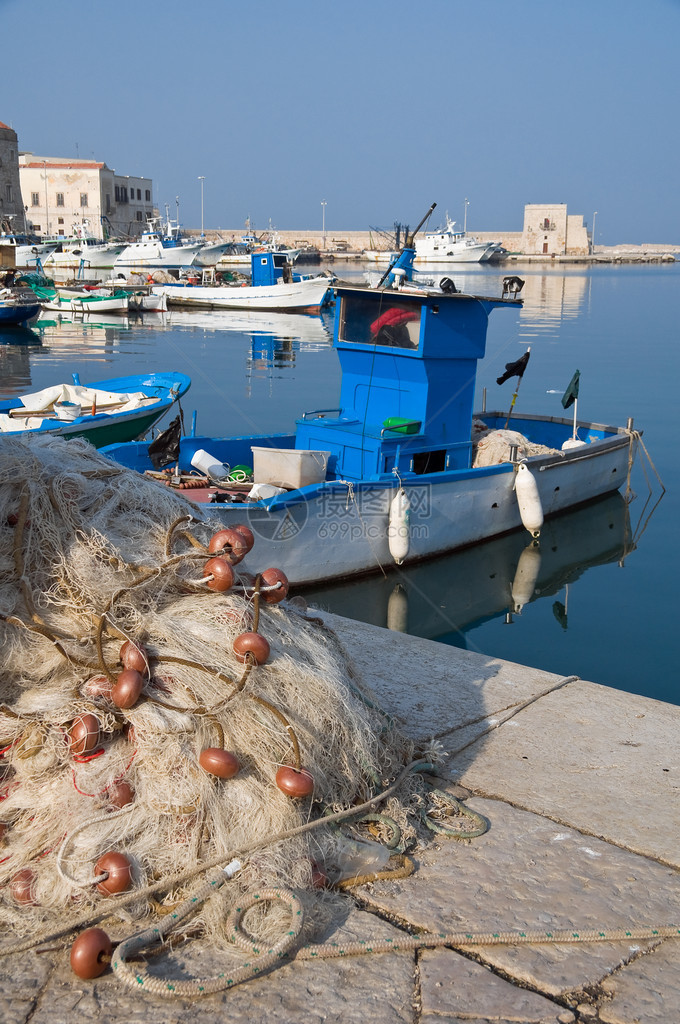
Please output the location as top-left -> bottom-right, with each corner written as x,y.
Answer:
106,780 -> 135,808
207,528 -> 249,564
260,567 -> 290,603
119,640 -> 148,675
110,669 -> 144,710
202,556 -> 234,592
70,927 -> 113,979
198,748 -> 240,779
230,523 -> 255,552
233,631 -> 270,665
95,851 -> 133,895
69,714 -> 100,755
82,674 -> 112,698
275,765 -> 315,798
10,867 -> 36,905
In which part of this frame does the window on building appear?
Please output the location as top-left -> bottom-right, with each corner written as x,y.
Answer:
31,192 -> 40,206
136,210 -> 143,221
56,192 -> 64,207
145,189 -> 151,201
5,185 -> 12,201
106,194 -> 111,213
115,185 -> 120,202
137,188 -> 141,200
80,193 -> 88,207
58,217 -> 64,225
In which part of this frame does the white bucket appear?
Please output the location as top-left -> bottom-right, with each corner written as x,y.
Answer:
190,448 -> 230,481
54,401 -> 82,422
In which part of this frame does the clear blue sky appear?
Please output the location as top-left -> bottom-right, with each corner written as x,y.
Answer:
2,0 -> 679,243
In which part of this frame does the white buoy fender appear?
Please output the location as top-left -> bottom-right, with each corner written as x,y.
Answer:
511,540 -> 542,613
515,463 -> 543,538
388,487 -> 410,564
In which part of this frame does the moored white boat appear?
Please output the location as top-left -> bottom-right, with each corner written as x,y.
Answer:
114,217 -> 204,272
414,215 -> 500,263
102,229 -> 638,587
42,222 -> 126,272
151,252 -> 332,312
0,232 -> 58,267
31,282 -> 130,314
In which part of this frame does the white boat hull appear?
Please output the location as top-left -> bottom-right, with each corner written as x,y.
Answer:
180,430 -> 632,586
152,275 -> 331,312
414,243 -> 496,264
41,293 -> 129,314
44,245 -> 125,271
114,242 -> 204,271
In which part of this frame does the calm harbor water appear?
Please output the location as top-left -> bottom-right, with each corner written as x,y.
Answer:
0,261 -> 676,705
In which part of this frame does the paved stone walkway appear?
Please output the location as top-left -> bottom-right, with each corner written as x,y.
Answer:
1,613 -> 677,1023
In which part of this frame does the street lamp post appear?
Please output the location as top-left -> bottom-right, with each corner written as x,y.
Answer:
321,200 -> 327,249
464,197 -> 469,233
43,160 -> 50,238
198,176 -> 205,236
591,211 -> 598,255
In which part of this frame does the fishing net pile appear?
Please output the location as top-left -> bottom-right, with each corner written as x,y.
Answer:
472,422 -> 559,467
0,434 -> 426,950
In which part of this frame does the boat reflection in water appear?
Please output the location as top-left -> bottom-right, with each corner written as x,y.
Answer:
165,308 -> 331,349
302,492 -> 633,645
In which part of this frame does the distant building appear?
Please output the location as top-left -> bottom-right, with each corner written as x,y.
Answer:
18,155 -> 155,239
521,204 -> 589,256
0,121 -> 25,232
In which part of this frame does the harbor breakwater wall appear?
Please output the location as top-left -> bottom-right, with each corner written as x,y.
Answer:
189,228 -> 680,261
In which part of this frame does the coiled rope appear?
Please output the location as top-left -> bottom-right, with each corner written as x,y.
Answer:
112,877 -> 680,999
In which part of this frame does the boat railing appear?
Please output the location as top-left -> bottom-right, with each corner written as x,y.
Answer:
301,408 -> 343,420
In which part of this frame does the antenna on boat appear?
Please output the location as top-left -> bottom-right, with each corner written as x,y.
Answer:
376,202 -> 437,288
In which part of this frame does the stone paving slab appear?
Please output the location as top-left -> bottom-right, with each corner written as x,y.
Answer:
420,947 -> 575,1023
319,611 -> 562,741
598,941 -> 680,1023
441,680 -> 680,867
358,796 -> 680,1005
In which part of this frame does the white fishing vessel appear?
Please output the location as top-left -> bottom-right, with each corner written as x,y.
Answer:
0,232 -> 58,267
414,215 -> 499,263
114,217 -> 204,272
42,222 -> 126,272
151,252 -> 332,312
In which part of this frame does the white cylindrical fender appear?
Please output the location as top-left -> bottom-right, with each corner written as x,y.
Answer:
511,540 -> 541,613
387,583 -> 408,632
515,462 -> 543,538
388,487 -> 410,564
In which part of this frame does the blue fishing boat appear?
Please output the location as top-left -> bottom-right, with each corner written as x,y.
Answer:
0,286 -> 41,327
0,371 -> 191,448
101,219 -> 637,586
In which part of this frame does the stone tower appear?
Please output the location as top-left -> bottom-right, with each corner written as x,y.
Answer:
0,120 -> 24,232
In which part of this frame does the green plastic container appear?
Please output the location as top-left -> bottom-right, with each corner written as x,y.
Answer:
382,417 -> 421,435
